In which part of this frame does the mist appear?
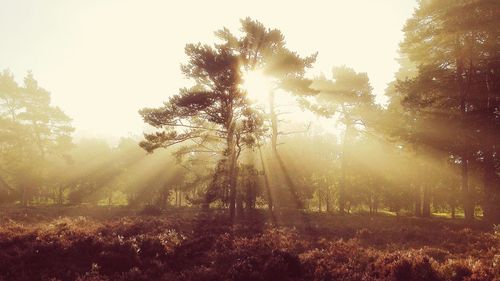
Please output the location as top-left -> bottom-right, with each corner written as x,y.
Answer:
0,1 -> 499,281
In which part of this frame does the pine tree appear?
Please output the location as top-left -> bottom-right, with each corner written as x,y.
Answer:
397,0 -> 500,221
139,43 -> 263,219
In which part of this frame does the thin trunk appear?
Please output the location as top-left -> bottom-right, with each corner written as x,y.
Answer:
236,191 -> 243,216
175,188 -> 179,207
461,146 -> 474,220
422,184 -> 431,217
482,68 -> 499,224
225,100 -> 237,219
482,152 -> 500,223
227,133 -> 242,219
369,192 -> 373,214
228,147 -> 237,219
21,185 -> 28,207
179,189 -> 182,207
339,122 -> 350,215
269,89 -> 303,209
325,186 -> 331,212
318,190 -> 322,212
258,144 -> 273,211
458,58 -> 474,221
58,185 -> 64,205
414,184 -> 422,217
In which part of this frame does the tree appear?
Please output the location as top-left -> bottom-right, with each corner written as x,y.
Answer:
216,18 -> 318,209
304,66 -> 376,214
0,70 -> 73,205
397,0 -> 500,221
140,42 -> 264,219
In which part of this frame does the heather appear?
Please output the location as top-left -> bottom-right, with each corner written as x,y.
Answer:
0,207 -> 498,281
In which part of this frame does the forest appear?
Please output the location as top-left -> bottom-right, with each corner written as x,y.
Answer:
0,1 -> 499,280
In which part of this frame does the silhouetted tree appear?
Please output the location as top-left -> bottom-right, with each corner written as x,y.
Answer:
140,42 -> 264,219
216,18 -> 317,209
397,0 -> 500,221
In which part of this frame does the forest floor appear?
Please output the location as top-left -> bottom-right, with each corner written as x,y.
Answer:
0,206 -> 498,281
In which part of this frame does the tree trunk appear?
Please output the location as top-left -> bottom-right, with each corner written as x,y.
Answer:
457,58 -> 474,221
325,186 -> 331,212
21,185 -> 28,207
258,144 -> 273,211
482,152 -> 500,224
179,189 -> 182,207
318,190 -> 322,212
58,185 -> 64,205
174,188 -> 178,207
236,191 -> 244,216
339,122 -> 350,215
414,185 -> 422,217
482,69 -> 499,224
268,90 -> 303,210
228,147 -> 237,220
245,179 -> 256,210
461,155 -> 474,220
422,184 -> 431,217
225,108 -> 238,220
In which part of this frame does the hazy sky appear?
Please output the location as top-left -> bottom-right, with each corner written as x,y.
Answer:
1,0 -> 417,140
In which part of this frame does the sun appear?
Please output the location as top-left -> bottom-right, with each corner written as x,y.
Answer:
241,70 -> 274,104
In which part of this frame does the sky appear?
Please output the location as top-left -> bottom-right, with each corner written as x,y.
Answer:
0,0 -> 418,141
